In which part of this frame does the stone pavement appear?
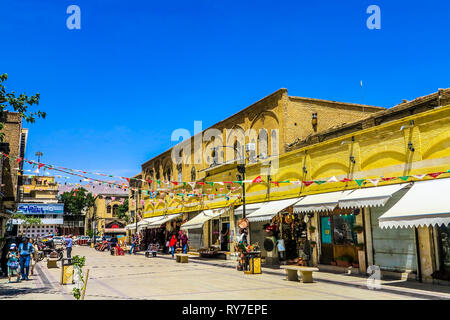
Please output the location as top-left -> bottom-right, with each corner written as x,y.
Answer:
1,245 -> 450,300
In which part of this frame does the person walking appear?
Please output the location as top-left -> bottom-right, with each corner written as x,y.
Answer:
130,234 -> 136,255
180,232 -> 188,254
18,237 -> 34,280
29,238 -> 39,276
169,233 -> 177,258
7,243 -> 20,283
65,235 -> 73,258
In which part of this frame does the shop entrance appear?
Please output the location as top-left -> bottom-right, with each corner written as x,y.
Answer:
220,222 -> 230,251
319,208 -> 359,266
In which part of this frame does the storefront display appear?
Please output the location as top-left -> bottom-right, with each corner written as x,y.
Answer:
319,208 -> 359,266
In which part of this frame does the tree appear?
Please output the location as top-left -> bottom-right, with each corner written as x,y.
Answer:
117,198 -> 129,223
60,188 -> 96,233
0,73 -> 46,141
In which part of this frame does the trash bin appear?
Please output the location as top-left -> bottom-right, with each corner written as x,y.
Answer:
244,251 -> 262,274
61,258 -> 74,285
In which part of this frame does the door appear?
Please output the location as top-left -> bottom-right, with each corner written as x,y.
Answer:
370,189 -> 417,272
320,216 -> 333,264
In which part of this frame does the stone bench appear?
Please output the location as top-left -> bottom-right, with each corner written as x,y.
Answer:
47,258 -> 59,269
280,266 -> 319,283
175,254 -> 189,263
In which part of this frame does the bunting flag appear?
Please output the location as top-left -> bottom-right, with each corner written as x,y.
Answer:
413,174 -> 426,179
252,176 -> 262,183
340,178 -> 352,183
428,172 -> 444,178
381,177 -> 396,181
368,179 -> 380,186
355,179 -> 365,187
303,181 -> 314,187
327,176 -> 338,183
314,180 -> 326,185
398,176 -> 410,181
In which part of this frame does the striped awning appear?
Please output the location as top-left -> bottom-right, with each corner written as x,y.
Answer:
246,198 -> 302,222
146,213 -> 182,229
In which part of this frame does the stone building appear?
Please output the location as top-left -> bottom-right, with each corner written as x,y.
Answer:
0,112 -> 28,238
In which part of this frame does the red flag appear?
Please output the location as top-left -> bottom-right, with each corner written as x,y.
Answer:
381,177 -> 396,181
16,158 -> 22,164
146,179 -> 153,184
428,172 -> 444,178
252,176 -> 262,183
171,181 -> 179,186
340,178 -> 353,183
302,181 -> 314,187
271,181 -> 280,187
38,163 -> 45,169
197,182 -> 205,185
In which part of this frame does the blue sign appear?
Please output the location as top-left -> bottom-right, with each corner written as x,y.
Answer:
18,203 -> 64,215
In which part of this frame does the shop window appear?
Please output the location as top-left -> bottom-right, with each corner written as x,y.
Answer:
332,214 -> 357,245
438,225 -> 450,272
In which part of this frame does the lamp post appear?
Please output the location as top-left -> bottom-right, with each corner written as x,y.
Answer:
35,151 -> 43,163
212,145 -> 247,218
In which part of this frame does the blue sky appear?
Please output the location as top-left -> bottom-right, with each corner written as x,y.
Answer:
1,0 -> 449,180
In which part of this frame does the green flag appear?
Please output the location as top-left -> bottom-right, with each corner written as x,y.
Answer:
355,179 -> 365,187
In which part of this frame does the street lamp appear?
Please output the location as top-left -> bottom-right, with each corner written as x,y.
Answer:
212,144 -> 250,218
35,151 -> 43,163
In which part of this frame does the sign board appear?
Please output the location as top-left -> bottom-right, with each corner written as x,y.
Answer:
18,203 -> 64,215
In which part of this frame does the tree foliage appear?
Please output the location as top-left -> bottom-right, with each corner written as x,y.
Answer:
0,73 -> 46,141
117,198 -> 129,222
60,187 -> 95,216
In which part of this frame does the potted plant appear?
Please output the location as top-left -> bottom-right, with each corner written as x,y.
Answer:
308,226 -> 316,233
352,224 -> 364,233
336,255 -> 353,267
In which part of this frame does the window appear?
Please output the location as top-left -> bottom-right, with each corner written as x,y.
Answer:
258,129 -> 268,159
332,215 -> 357,245
112,205 -> 119,217
107,205 -> 111,214
437,225 -> 450,272
191,167 -> 196,181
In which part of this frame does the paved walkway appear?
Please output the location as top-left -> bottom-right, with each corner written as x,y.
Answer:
1,245 -> 450,300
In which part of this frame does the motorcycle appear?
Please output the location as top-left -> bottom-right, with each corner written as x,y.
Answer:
37,240 -> 64,261
95,240 -> 110,251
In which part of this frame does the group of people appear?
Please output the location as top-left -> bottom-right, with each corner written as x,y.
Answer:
5,237 -> 39,283
167,230 -> 189,258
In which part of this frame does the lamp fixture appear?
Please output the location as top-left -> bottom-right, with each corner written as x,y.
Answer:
341,136 -> 355,145
349,156 -> 356,164
408,142 -> 415,152
302,166 -> 307,174
400,120 -> 415,131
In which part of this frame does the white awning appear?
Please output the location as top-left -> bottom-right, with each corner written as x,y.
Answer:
181,208 -> 227,230
137,216 -> 168,231
125,216 -> 166,231
293,190 -> 353,213
234,203 -> 265,216
338,183 -> 410,209
247,198 -> 302,222
379,178 -> 450,229
146,213 -> 182,229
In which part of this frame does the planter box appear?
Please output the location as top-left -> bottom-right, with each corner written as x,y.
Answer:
336,260 -> 351,268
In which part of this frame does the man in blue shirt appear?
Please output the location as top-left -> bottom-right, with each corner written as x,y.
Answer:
65,235 -> 73,258
18,237 -> 34,280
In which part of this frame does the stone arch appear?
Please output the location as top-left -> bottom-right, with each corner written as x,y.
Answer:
361,150 -> 406,171
311,161 -> 350,179
422,131 -> 450,160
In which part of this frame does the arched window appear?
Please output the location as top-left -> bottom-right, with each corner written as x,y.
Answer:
177,163 -> 183,182
191,167 -> 196,181
112,204 -> 119,217
271,129 -> 278,155
107,205 -> 111,214
258,129 -> 268,159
